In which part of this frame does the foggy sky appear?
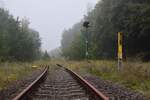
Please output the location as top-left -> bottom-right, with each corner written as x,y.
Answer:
3,0 -> 98,51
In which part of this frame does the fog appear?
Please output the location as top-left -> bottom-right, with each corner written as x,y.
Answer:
3,0 -> 98,51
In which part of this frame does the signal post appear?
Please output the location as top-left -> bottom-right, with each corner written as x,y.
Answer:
83,21 -> 90,60
118,32 -> 123,71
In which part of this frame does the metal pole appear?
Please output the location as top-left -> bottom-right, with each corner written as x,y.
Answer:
85,28 -> 89,59
118,32 -> 123,71
83,21 -> 90,60
118,58 -> 122,71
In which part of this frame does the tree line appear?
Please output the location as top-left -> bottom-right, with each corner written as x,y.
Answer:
0,8 -> 42,61
61,0 -> 150,61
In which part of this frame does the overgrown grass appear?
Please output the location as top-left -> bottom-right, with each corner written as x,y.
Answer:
0,60 -> 49,90
62,60 -> 150,99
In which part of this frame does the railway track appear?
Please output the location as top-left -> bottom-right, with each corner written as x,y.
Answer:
12,64 -> 146,100
12,65 -> 109,100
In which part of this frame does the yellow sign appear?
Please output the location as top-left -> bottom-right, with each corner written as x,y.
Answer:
118,32 -> 123,59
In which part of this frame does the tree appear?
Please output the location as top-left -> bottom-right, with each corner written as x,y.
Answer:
61,0 -> 150,60
0,8 -> 41,61
43,51 -> 50,60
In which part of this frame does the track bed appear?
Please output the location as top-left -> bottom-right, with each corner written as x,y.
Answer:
31,68 -> 94,100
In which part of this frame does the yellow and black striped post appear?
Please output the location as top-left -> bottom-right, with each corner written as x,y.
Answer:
118,32 -> 123,71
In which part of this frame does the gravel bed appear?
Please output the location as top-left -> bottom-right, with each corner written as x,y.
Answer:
31,68 -> 94,100
83,74 -> 147,100
0,67 -> 45,100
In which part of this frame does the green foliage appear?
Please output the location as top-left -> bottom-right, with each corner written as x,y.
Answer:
43,51 -> 50,60
61,0 -> 150,60
0,8 -> 41,61
61,22 -> 86,60
49,47 -> 62,59
68,32 -> 86,60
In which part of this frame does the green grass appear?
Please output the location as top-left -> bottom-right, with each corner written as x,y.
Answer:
63,60 -> 150,99
0,61 -> 47,90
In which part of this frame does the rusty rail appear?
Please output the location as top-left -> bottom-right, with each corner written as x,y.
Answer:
12,66 -> 49,100
13,64 -> 109,100
56,64 -> 109,100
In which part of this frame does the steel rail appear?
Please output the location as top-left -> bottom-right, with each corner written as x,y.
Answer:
12,66 -> 49,100
56,64 -> 109,100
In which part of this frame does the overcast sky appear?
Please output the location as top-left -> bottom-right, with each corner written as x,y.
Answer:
2,0 -> 98,51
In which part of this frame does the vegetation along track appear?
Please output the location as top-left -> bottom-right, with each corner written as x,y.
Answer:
12,64 -> 109,100
12,64 -> 146,100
